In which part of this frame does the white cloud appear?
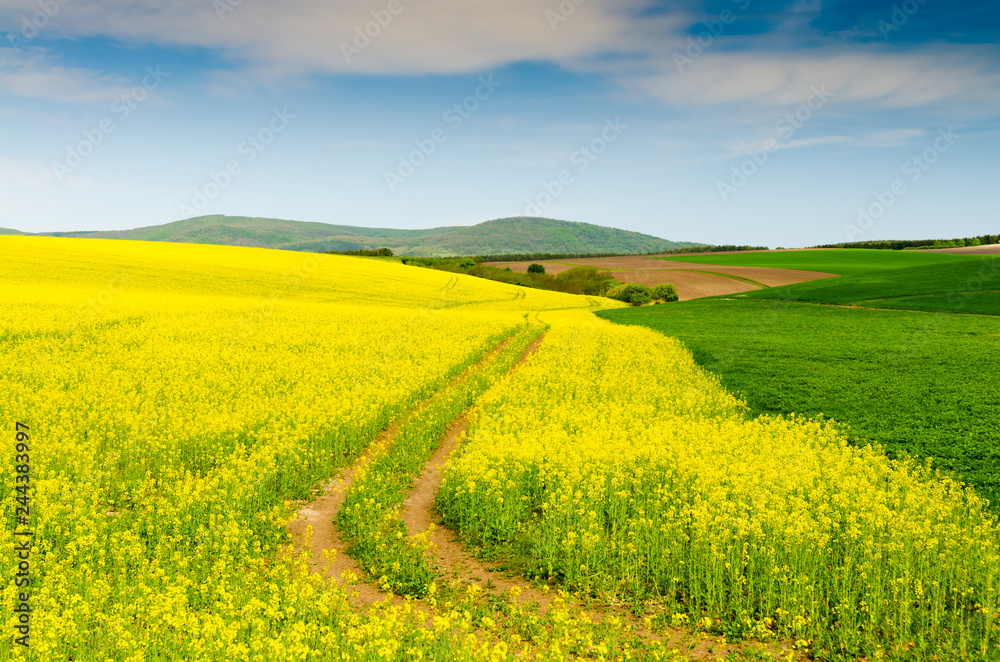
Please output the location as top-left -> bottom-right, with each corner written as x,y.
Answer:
780,135 -> 850,149
1,0 -> 997,115
0,47 -> 130,102
626,47 -> 1000,109
200,69 -> 262,98
725,127 -> 942,158
865,128 -> 928,146
0,155 -> 94,192
0,0 -> 653,76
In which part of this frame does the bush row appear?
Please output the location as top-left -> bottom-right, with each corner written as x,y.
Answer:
607,283 -> 679,306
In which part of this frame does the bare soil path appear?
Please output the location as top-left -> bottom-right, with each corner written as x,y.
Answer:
286,423 -> 405,608
285,335 -> 516,608
394,336 -> 781,660
286,329 -> 801,659
400,335 -> 553,609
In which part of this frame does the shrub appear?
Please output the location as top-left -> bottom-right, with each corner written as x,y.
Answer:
327,247 -> 394,257
607,283 -> 652,306
652,283 -> 679,303
400,256 -> 432,266
527,263 -> 546,274
554,266 -> 617,295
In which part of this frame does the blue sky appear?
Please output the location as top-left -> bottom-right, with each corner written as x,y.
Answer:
1,0 -> 997,247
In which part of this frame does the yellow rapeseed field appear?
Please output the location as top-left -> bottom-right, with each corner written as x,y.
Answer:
440,310 -> 1000,660
0,236 -> 608,660
3,236 -> 999,661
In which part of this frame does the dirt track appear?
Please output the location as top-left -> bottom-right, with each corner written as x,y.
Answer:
393,336 -> 800,659
287,424 -> 404,608
285,337 -> 514,607
284,331 -> 801,660
400,335 -> 554,610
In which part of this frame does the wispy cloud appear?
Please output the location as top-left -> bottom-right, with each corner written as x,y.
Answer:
865,128 -> 929,146
0,47 -> 131,102
3,2 -> 997,115
0,155 -> 94,190
719,127 -> 942,162
625,48 -> 1000,109
769,135 -> 850,150
0,0 -> 650,76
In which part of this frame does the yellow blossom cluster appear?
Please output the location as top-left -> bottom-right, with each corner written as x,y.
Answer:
0,236 -> 607,660
439,310 -> 1000,660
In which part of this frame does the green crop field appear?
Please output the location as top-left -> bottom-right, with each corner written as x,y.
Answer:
657,248 -> 976,276
600,298 -> 1000,508
600,253 -> 1000,510
742,255 -> 1000,315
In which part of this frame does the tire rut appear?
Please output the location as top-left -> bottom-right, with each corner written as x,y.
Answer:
285,333 -> 518,609
397,335 -> 779,660
287,328 -> 797,659
286,423 -> 404,608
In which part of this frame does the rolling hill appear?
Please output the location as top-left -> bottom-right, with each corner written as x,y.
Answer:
26,215 -> 698,257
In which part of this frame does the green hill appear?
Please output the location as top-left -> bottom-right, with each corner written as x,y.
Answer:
31,215 -> 696,257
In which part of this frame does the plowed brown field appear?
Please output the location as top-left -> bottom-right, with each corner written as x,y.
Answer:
926,244 -> 1000,255
486,255 -> 837,300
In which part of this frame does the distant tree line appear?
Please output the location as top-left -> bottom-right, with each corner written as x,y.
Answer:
658,245 -> 769,255
325,247 -> 395,257
401,256 -> 618,296
401,256 -> 683,305
472,249 -> 678,262
813,235 -> 999,250
473,245 -> 772,261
